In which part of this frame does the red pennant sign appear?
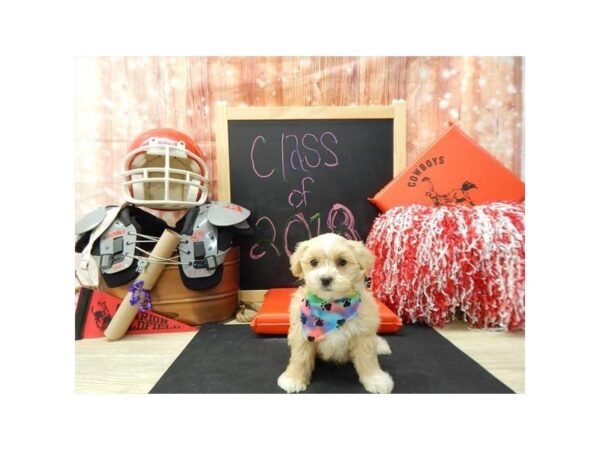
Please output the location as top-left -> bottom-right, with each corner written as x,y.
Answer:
77,289 -> 197,339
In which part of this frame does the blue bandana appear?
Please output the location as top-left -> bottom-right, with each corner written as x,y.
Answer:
300,292 -> 361,342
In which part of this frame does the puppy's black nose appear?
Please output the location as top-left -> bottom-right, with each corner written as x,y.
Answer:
320,276 -> 333,287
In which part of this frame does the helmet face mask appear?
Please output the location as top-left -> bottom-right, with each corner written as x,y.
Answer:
121,131 -> 209,210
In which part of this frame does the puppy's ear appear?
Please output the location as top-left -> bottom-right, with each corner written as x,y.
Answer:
290,241 -> 309,278
348,240 -> 375,275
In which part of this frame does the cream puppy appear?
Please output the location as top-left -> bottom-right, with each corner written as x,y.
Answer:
277,233 -> 394,394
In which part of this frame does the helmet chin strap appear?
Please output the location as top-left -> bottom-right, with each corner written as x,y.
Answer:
185,182 -> 199,203
184,159 -> 205,203
128,154 -> 146,201
131,173 -> 145,201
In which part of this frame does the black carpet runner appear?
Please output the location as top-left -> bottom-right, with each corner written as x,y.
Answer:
151,323 -> 514,394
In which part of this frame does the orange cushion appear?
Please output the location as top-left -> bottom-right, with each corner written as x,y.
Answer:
250,288 -> 402,335
369,125 -> 524,211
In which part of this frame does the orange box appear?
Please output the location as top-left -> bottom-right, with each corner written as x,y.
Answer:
370,125 -> 524,211
250,288 -> 402,335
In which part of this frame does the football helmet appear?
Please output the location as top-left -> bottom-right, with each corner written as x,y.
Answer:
121,128 -> 209,210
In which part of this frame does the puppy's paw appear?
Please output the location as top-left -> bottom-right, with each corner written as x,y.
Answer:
376,336 -> 392,355
277,372 -> 308,394
362,371 -> 394,394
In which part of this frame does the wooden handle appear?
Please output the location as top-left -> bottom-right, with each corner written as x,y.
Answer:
104,229 -> 181,341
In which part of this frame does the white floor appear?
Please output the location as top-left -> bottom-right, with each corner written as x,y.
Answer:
75,321 -> 524,394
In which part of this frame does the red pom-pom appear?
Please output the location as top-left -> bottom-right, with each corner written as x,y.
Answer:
366,202 -> 525,331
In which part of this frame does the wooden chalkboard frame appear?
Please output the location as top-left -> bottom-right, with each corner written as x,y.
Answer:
215,102 -> 407,302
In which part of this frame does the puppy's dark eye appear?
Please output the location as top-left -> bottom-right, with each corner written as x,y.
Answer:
338,258 -> 347,267
310,259 -> 318,267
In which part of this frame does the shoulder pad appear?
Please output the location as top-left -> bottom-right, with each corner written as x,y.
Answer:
75,206 -> 110,235
207,201 -> 250,227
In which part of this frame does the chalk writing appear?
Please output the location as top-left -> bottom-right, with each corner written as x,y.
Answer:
247,128 -> 363,261
250,131 -> 340,181
251,202 -> 360,260
250,135 -> 274,178
288,176 -> 314,208
229,118 -> 393,289
249,216 -> 281,260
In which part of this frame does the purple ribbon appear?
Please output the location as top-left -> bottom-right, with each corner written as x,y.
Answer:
128,280 -> 152,312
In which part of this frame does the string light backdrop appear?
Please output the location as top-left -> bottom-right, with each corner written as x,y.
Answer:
75,56 -> 523,221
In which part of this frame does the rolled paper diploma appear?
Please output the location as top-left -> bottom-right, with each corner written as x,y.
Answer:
104,229 -> 181,341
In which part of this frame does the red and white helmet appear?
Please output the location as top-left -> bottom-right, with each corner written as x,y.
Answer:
121,128 -> 209,210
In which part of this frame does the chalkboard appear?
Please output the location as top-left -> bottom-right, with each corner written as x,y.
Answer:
215,104 -> 406,296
